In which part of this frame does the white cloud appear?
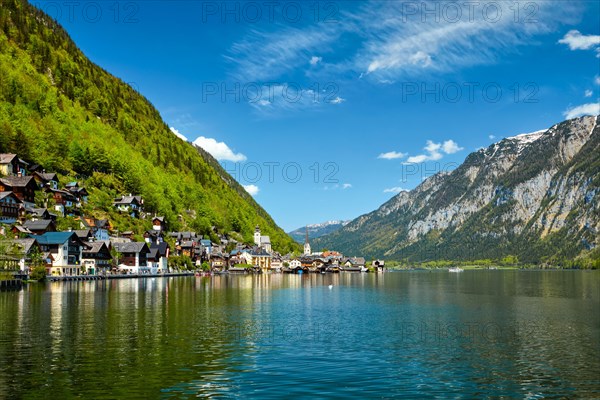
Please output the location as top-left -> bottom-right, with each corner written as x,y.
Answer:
342,183 -> 352,189
193,136 -> 247,162
383,187 -> 407,194
329,96 -> 346,104
378,151 -> 406,160
170,127 -> 188,141
309,56 -> 322,65
488,134 -> 496,140
585,90 -> 593,98
595,76 -> 600,85
442,139 -> 464,154
405,139 -> 463,163
408,51 -> 433,67
405,154 -> 430,163
558,30 -> 600,56
243,184 -> 259,196
563,103 -> 600,119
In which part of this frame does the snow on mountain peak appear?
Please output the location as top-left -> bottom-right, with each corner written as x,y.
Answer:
507,129 -> 547,144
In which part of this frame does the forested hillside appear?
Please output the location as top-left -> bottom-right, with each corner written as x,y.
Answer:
0,0 -> 298,253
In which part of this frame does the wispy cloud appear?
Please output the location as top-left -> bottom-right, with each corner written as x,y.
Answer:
228,1 -> 575,84
405,139 -> 463,163
329,96 -> 346,104
309,56 -> 322,66
558,30 -> 600,57
563,103 -> 600,119
227,25 -> 339,82
488,134 -> 496,140
378,151 -> 406,160
193,136 -> 247,162
383,187 -> 407,194
170,127 -> 188,141
243,184 -> 259,196
584,90 -> 593,98
324,183 -> 353,191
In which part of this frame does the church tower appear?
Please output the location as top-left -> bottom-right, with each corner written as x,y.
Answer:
254,225 -> 261,246
303,227 -> 311,256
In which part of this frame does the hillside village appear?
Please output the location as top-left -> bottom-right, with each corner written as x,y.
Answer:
0,153 -> 382,279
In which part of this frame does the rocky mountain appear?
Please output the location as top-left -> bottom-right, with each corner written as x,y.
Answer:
288,220 -> 350,244
314,116 -> 600,265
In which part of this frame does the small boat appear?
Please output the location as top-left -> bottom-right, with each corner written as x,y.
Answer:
448,267 -> 464,273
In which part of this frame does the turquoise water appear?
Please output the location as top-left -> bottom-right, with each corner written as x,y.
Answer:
0,271 -> 598,398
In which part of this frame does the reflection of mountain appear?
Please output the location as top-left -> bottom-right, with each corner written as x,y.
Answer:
314,116 -> 600,265
288,220 -> 351,243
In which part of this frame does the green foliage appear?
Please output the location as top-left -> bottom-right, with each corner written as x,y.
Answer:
0,0 -> 299,254
29,265 -> 46,281
201,262 -> 210,272
169,255 -> 194,271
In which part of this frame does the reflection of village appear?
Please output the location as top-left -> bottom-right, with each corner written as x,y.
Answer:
0,153 -> 384,281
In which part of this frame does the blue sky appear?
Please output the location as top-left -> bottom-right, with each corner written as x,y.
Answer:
42,0 -> 600,231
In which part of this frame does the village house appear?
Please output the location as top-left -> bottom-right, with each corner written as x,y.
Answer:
11,225 -> 32,236
48,188 -> 80,216
14,238 -> 39,272
113,195 -> 143,218
112,241 -> 150,274
251,248 -> 272,271
288,259 -> 302,269
0,176 -> 38,206
271,255 -> 283,271
373,259 -> 385,272
35,232 -> 88,276
65,182 -> 88,203
152,216 -> 166,232
0,191 -> 23,224
229,249 -> 253,266
81,241 -> 112,275
3,238 -> 39,273
0,154 -> 28,177
343,257 -> 367,272
32,171 -> 59,190
74,229 -> 94,242
143,230 -> 161,244
79,217 -> 111,241
147,242 -> 169,274
26,207 -> 56,221
23,219 -> 56,235
210,252 -> 227,270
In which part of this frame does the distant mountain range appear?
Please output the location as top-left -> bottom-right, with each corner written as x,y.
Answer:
314,116 -> 600,266
288,220 -> 350,244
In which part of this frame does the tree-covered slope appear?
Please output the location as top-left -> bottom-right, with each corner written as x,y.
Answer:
314,116 -> 600,266
0,0 -> 298,253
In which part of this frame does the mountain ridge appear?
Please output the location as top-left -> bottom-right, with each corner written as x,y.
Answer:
287,220 -> 350,244
314,115 -> 600,266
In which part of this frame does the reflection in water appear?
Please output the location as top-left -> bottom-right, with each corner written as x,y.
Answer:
0,271 -> 598,398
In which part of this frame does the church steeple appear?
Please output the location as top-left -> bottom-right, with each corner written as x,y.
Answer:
254,225 -> 261,246
303,226 -> 311,256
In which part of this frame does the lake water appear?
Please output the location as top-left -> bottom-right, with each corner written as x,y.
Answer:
0,271 -> 598,398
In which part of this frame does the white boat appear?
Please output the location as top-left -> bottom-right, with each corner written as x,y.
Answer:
448,267 -> 464,272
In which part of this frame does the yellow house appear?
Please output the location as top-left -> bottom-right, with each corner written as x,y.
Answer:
251,249 -> 271,271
